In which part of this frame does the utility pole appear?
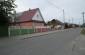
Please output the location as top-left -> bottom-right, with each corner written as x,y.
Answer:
72,18 -> 73,28
63,10 -> 65,23
82,12 -> 85,28
69,19 -> 70,23
14,10 -> 16,23
82,12 -> 84,25
68,19 -> 70,26
79,22 -> 80,27
63,10 -> 65,29
72,18 -> 73,24
46,0 -> 65,29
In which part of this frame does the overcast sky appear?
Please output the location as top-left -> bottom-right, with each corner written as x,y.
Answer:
15,0 -> 85,24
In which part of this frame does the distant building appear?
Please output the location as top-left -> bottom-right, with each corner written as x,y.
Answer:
47,19 -> 62,26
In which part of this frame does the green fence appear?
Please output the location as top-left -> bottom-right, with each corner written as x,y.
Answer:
9,27 -> 35,36
10,29 -> 20,36
29,29 -> 35,34
0,27 -> 8,37
21,29 -> 28,35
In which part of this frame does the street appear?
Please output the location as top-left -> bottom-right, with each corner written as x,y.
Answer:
0,28 -> 82,55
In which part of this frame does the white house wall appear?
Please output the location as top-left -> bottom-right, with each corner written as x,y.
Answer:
32,10 -> 44,21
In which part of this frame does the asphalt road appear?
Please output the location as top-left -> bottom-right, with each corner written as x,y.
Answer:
0,28 -> 82,55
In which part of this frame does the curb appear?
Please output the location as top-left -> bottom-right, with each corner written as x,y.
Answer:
0,30 -> 65,45
20,30 -> 64,40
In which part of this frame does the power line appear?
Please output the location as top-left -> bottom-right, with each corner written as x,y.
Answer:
45,0 -> 82,25
46,0 -> 65,29
46,0 -> 62,11
45,0 -> 65,22
47,1 -> 78,23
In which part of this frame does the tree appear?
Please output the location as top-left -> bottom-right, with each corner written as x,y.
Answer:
0,0 -> 16,27
82,23 -> 85,27
47,21 -> 51,26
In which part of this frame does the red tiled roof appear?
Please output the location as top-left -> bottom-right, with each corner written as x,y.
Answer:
16,8 -> 44,23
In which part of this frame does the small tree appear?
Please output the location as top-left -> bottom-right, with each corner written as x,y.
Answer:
47,21 -> 51,26
0,0 -> 16,27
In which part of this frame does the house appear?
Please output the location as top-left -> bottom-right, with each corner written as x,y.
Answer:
46,19 -> 62,30
47,19 -> 62,27
12,8 -> 45,27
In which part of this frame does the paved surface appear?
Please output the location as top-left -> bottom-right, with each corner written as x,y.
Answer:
72,35 -> 85,55
0,28 -> 82,55
0,30 -> 64,45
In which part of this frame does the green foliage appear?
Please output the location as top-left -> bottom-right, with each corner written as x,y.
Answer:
81,29 -> 85,35
64,23 -> 72,29
0,0 -> 16,27
0,27 -> 8,37
47,21 -> 51,26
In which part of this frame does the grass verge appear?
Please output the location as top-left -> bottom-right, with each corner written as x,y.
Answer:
81,29 -> 85,35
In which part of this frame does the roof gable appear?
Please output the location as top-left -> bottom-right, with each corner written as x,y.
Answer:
15,8 -> 44,23
31,9 -> 44,21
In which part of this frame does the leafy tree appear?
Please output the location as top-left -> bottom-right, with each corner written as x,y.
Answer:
0,0 -> 16,27
47,21 -> 51,26
82,23 -> 85,27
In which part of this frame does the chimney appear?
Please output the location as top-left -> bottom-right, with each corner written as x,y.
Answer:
29,8 -> 31,11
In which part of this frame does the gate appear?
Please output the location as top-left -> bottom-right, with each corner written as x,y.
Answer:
0,27 -> 8,37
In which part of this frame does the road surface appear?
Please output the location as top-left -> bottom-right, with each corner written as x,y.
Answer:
0,28 -> 82,55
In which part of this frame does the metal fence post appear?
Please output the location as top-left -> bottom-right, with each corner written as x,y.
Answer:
28,27 -> 29,34
19,26 -> 21,35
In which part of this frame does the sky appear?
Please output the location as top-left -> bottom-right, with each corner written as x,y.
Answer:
15,0 -> 85,24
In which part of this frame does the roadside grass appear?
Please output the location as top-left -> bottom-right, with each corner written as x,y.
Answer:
81,29 -> 85,35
